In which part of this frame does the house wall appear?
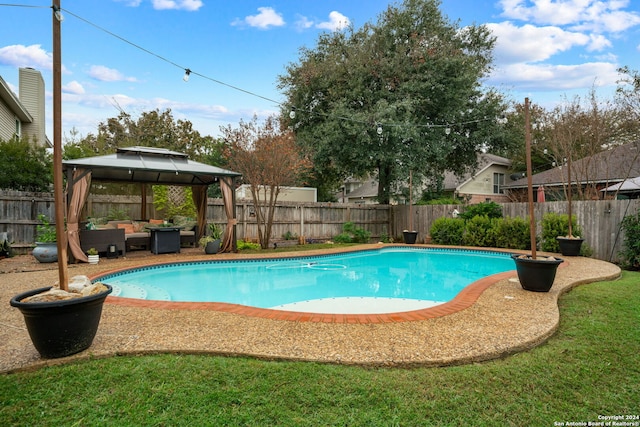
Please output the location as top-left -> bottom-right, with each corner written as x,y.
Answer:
0,96 -> 17,141
235,185 -> 317,203
457,164 -> 512,203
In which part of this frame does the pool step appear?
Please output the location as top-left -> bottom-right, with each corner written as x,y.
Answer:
110,282 -> 147,299
144,285 -> 171,301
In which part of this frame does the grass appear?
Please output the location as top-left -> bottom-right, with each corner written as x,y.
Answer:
1,272 -> 638,426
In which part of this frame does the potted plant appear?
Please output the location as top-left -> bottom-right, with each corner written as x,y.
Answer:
512,98 -> 563,292
555,153 -> 584,256
0,232 -> 12,259
200,223 -> 223,254
87,247 -> 99,265
32,214 -> 58,263
9,11 -> 113,360
10,279 -> 112,358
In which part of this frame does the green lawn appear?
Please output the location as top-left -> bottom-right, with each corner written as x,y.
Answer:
1,272 -> 638,426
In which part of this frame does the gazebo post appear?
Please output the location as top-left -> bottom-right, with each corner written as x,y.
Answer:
232,176 -> 238,252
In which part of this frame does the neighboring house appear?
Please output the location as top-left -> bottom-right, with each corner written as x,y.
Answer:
441,153 -> 513,204
0,67 -> 49,146
504,141 -> 640,201
341,177 -> 379,204
235,184 -> 318,203
340,153 -> 513,204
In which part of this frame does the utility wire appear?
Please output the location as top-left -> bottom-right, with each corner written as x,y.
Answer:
62,7 -> 284,106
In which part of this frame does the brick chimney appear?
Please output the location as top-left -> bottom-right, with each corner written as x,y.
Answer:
19,67 -> 48,147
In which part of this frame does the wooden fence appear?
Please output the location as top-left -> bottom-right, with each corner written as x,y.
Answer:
1,190 -> 638,263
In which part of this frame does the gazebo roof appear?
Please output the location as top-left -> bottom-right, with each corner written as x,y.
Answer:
62,146 -> 241,186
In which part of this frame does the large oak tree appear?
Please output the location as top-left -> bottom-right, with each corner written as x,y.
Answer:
278,0 -> 511,203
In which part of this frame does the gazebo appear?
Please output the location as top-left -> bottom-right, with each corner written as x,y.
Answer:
62,146 -> 242,262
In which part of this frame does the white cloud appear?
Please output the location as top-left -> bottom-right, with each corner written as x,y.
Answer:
63,81 -> 85,95
88,65 -> 137,82
114,0 -> 143,6
294,15 -> 314,31
586,33 -> 612,51
233,7 -> 285,29
0,44 -> 54,71
489,61 -> 620,90
499,0 -> 640,33
151,0 -> 203,11
487,22 -> 591,64
316,11 -> 350,31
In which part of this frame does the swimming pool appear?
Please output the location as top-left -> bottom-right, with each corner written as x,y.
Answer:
98,247 -> 515,314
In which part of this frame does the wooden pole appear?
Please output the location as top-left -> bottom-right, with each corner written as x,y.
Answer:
408,170 -> 413,231
567,154 -> 573,237
53,0 -> 68,290
525,97 -> 537,259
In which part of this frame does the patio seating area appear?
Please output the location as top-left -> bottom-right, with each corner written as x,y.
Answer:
0,245 -> 621,373
79,218 -> 199,255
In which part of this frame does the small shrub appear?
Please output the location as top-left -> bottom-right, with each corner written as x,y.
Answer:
237,239 -> 261,251
106,207 -> 130,221
619,211 -> 640,270
430,217 -> 465,245
35,214 -> 57,243
282,231 -> 298,241
463,215 -> 496,247
0,235 -> 13,257
333,222 -> 371,244
541,212 -> 582,253
493,216 -> 531,250
379,230 -> 392,243
458,201 -> 502,221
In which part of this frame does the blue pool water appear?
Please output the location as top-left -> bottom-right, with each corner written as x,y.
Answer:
98,248 -> 515,314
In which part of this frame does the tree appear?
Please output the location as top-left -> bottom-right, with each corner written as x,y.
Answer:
221,116 -> 311,249
542,89 -> 637,201
0,136 -> 52,191
278,0 -> 510,203
64,108 -> 214,160
616,66 -> 640,143
63,108 -> 224,201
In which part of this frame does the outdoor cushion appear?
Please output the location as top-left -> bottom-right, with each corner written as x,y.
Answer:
117,223 -> 135,234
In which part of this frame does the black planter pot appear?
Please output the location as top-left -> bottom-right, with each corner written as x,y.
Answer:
205,239 -> 221,254
403,231 -> 418,244
556,237 -> 584,256
10,285 -> 112,358
511,254 -> 563,292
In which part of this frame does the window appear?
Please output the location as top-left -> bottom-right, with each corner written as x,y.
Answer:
15,119 -> 21,138
493,173 -> 505,194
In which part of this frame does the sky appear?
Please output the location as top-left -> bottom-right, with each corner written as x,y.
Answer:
1,0 -> 639,141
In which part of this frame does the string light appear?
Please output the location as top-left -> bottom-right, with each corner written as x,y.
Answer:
52,4 -> 63,21
183,69 -> 191,82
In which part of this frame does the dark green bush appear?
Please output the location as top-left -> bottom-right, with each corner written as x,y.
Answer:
458,201 -> 503,220
493,216 -> 531,250
463,215 -> 496,247
430,217 -> 465,245
431,215 -> 532,250
540,212 -> 582,253
619,210 -> 640,270
334,222 -> 371,244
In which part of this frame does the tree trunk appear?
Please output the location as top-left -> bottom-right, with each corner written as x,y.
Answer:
377,162 -> 392,205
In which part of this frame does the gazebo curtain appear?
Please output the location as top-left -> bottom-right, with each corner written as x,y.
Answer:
192,185 -> 208,242
67,169 -> 91,262
220,177 -> 237,253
